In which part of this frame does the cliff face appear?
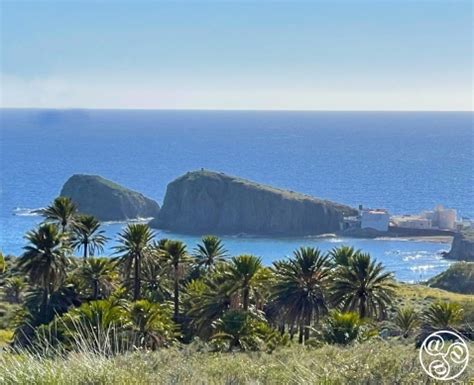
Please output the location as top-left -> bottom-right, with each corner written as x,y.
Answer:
149,170 -> 356,236
60,175 -> 160,221
445,230 -> 474,262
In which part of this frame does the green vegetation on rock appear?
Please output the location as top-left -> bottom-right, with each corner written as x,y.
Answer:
427,262 -> 474,294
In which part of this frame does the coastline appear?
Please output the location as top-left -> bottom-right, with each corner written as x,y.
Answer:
315,232 -> 454,244
375,235 -> 453,244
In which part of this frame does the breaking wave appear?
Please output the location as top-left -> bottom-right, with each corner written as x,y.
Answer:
12,207 -> 44,216
102,217 -> 154,225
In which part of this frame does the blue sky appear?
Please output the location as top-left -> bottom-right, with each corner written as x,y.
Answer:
1,1 -> 472,110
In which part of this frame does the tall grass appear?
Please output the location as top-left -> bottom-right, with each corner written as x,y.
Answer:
1,338 -> 473,384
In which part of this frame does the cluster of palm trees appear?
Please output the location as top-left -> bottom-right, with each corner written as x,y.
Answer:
0,197 -> 468,351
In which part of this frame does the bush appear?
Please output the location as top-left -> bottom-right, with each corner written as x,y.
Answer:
210,309 -> 285,352
422,301 -> 463,329
322,311 -> 362,345
393,307 -> 419,338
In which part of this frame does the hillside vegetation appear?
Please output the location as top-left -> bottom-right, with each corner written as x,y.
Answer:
1,196 -> 473,384
427,262 -> 474,294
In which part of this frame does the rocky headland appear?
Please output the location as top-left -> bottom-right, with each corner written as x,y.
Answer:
444,229 -> 474,262
149,170 -> 357,236
60,174 -> 160,221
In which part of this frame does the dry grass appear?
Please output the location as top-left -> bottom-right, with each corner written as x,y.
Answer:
1,339 -> 472,384
394,283 -> 474,323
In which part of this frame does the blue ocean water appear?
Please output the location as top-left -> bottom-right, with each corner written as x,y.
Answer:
1,109 -> 472,281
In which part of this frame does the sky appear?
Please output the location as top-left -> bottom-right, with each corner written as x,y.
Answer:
1,1 -> 472,110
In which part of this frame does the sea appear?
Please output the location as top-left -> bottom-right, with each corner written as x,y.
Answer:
1,109 -> 472,282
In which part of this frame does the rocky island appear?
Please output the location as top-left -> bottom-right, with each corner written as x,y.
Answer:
149,170 -> 357,236
444,229 -> 474,262
60,174 -> 160,221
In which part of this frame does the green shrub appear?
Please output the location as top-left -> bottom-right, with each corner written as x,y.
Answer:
322,311 -> 362,345
393,307 -> 419,338
422,301 -> 464,329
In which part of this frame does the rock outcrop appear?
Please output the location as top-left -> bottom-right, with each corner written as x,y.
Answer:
60,175 -> 160,221
445,229 -> 474,262
149,170 -> 357,236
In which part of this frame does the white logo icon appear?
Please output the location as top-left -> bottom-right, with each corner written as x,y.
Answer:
419,330 -> 469,381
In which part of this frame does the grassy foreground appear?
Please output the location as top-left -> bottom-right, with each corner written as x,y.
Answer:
1,282 -> 473,384
2,339 -> 473,385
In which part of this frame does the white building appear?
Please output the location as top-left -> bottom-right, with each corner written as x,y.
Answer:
361,209 -> 390,232
421,205 -> 457,230
392,215 -> 432,230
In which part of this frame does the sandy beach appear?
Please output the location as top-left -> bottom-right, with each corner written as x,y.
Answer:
376,235 -> 453,244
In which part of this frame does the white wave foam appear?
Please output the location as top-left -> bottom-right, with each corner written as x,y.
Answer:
102,217 -> 154,225
410,264 -> 435,272
12,207 -> 44,216
402,254 -> 425,261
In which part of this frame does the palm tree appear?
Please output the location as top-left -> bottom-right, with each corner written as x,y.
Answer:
330,245 -> 359,267
72,215 -> 108,260
115,224 -> 154,301
193,235 -> 228,271
141,252 -> 172,302
68,298 -> 126,330
422,301 -> 463,329
129,300 -> 177,349
17,223 -> 70,313
272,247 -> 332,343
322,311 -> 362,345
77,257 -> 116,300
63,299 -> 128,354
42,196 -> 78,232
159,240 -> 192,322
225,255 -> 263,311
3,276 -> 27,304
331,252 -> 396,319
186,274 -> 233,339
14,284 -> 80,345
394,307 -> 419,338
211,309 -> 265,351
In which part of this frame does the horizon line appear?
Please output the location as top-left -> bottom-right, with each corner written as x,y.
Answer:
1,107 -> 473,113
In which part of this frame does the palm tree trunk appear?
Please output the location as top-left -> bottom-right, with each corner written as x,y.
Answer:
83,241 -> 88,260
133,254 -> 141,301
242,286 -> 249,311
93,280 -> 99,300
289,323 -> 296,341
41,287 -> 48,312
40,276 -> 49,318
173,264 -> 179,322
359,296 -> 366,319
298,323 -> 304,344
278,324 -> 285,335
304,312 -> 311,342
